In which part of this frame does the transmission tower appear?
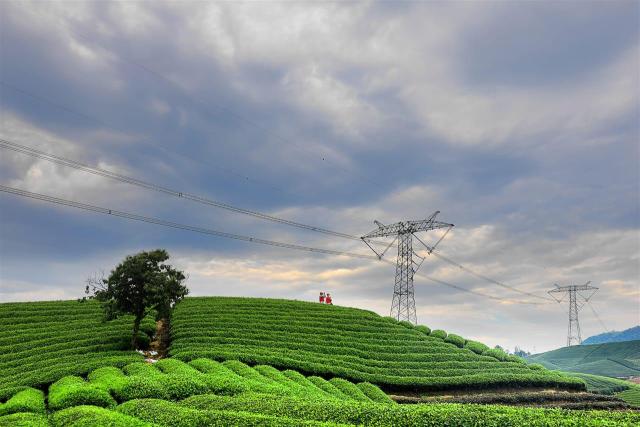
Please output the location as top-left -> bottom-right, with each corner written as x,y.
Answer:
548,281 -> 598,346
361,211 -> 453,324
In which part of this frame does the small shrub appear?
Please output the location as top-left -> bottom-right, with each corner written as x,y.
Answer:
429,329 -> 447,340
444,334 -> 465,348
464,340 -> 490,355
0,388 -> 45,416
398,321 -> 414,329
357,382 -> 395,404
483,348 -> 508,362
48,376 -> 116,410
414,325 -> 431,335
114,375 -> 169,401
529,364 -> 546,371
0,412 -> 49,427
329,378 -> 370,402
163,374 -> 210,400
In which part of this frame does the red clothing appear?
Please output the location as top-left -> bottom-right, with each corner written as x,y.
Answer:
319,295 -> 325,303
325,296 -> 332,305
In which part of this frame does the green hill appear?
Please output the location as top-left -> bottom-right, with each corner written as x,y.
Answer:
528,340 -> 640,378
583,326 -> 640,345
0,300 -> 155,400
169,297 -> 583,392
8,297 -> 640,426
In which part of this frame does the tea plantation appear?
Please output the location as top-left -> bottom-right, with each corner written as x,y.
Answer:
1,297 -> 638,426
169,297 -> 584,392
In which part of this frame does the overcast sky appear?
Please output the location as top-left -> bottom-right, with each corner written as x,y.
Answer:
0,1 -> 638,353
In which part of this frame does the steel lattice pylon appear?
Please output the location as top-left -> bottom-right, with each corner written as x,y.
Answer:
548,282 -> 598,346
362,211 -> 453,324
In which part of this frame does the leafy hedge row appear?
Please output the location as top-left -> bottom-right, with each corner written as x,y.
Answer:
178,392 -> 640,427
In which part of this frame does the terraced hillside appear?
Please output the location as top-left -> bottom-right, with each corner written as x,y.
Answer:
170,297 -> 584,392
1,359 -> 638,427
0,300 -> 155,400
528,340 -> 640,378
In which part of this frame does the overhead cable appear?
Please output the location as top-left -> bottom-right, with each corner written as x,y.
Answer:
0,185 -> 376,260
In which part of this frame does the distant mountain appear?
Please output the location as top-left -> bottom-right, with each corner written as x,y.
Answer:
528,340 -> 640,378
583,326 -> 640,345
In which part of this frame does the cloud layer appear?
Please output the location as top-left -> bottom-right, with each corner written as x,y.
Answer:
1,0 -> 638,352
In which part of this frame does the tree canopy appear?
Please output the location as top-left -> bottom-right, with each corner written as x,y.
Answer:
87,249 -> 188,349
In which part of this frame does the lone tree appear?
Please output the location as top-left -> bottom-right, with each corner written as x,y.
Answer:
86,249 -> 188,349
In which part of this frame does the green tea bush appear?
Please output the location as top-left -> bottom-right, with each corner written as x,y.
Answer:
48,376 -> 116,410
50,405 -> 151,427
0,412 -> 49,427
328,378 -> 370,401
414,325 -> 431,335
429,329 -> 447,340
307,376 -> 351,400
114,375 -> 169,401
529,363 -> 546,370
163,374 -> 210,400
398,321 -> 414,329
356,382 -> 394,404
483,348 -> 508,362
0,388 -> 45,416
117,398 -> 338,427
444,334 -> 465,348
464,340 -> 490,355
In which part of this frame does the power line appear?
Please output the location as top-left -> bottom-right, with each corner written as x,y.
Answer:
587,301 -> 609,333
0,138 -> 358,240
0,80 -> 290,197
0,185 -> 546,305
426,250 -> 554,302
0,185 -> 376,260
1,137 -> 555,303
2,79 -> 553,302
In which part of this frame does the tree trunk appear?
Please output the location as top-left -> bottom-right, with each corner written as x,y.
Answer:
131,315 -> 142,349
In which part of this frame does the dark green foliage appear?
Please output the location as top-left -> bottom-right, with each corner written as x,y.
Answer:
88,249 -> 188,349
0,412 -> 48,427
444,334 -> 465,348
414,325 -> 431,335
48,376 -> 116,410
528,363 -> 546,370
50,405 -> 151,426
464,340 -> 490,355
0,388 -> 45,416
398,321 -> 414,329
429,329 -> 447,340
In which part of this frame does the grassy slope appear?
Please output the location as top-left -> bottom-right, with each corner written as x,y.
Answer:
169,297 -> 582,392
528,340 -> 640,378
0,300 -> 155,400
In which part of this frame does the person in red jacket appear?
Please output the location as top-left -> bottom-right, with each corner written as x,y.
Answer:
319,292 -> 325,303
325,293 -> 332,305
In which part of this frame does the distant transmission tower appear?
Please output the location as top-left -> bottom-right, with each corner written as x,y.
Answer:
361,211 -> 453,324
548,281 -> 598,346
